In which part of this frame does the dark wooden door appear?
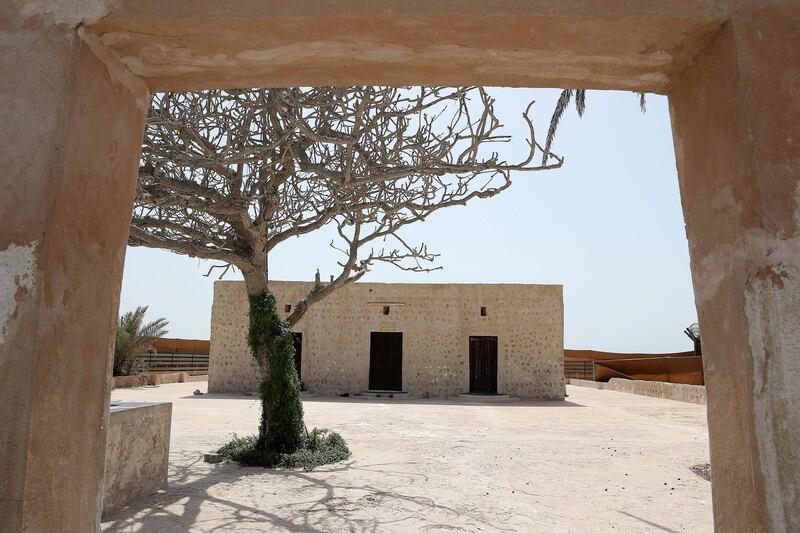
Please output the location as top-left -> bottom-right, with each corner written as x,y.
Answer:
369,332 -> 403,391
469,336 -> 498,394
292,332 -> 302,380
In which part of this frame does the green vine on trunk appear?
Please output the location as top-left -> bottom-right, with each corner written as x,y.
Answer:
217,290 -> 350,469
248,290 -> 304,454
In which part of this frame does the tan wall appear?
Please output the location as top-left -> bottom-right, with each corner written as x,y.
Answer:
103,402 -> 171,515
209,281 -> 564,399
569,378 -> 707,405
111,372 -> 208,389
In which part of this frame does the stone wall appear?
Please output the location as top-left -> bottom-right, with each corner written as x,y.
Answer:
209,281 -> 564,399
103,402 -> 171,515
111,372 -> 208,389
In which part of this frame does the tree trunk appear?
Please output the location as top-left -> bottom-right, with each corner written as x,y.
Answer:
243,262 -> 304,454
243,270 -> 269,374
242,267 -> 268,296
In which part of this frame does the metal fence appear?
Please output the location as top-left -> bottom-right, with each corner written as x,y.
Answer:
139,351 -> 209,373
564,361 -> 594,381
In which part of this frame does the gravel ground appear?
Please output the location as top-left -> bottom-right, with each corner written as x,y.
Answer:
104,382 -> 712,532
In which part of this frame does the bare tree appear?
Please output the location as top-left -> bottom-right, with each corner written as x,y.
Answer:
132,86 -> 562,328
131,86 -> 562,456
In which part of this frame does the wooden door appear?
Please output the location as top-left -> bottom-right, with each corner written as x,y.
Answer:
469,336 -> 498,394
369,332 -> 403,391
292,332 -> 302,380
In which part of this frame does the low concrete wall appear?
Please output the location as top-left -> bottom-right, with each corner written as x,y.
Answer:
103,402 -> 172,515
567,378 -> 606,389
568,378 -> 707,405
607,378 -> 706,404
112,372 -> 207,389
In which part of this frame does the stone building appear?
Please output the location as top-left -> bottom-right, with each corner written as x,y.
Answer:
209,280 -> 565,399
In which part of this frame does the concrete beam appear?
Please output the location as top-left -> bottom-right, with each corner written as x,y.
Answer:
87,0 -> 732,93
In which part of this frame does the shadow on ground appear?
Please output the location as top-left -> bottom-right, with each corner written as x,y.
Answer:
102,451 -> 509,533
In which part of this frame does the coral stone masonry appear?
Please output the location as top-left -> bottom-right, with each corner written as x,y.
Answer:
209,281 -> 565,399
103,402 -> 171,515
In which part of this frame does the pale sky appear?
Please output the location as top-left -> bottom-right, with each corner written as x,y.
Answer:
119,88 -> 697,353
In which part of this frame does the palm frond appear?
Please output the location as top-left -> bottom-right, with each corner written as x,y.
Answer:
542,89 -> 574,165
122,306 -> 148,335
543,88 -> 646,167
575,89 -> 586,118
139,317 -> 169,337
113,306 -> 169,376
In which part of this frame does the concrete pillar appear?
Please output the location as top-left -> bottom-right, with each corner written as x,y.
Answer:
669,8 -> 800,533
0,16 -> 147,532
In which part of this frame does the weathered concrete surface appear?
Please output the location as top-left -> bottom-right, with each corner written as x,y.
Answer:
210,281 -> 564,399
87,2 -> 725,93
0,8 -> 148,531
103,382 -> 713,532
570,378 -> 707,405
103,402 -> 171,515
669,9 -> 800,532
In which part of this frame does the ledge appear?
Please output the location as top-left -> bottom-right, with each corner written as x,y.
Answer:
569,378 -> 706,405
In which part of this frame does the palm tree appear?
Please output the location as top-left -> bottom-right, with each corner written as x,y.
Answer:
542,90 -> 647,165
684,322 -> 702,357
113,306 -> 169,376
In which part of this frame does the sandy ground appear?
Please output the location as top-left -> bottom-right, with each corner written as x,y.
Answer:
103,383 -> 712,532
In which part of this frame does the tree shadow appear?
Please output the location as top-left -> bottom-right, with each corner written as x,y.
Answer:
102,453 -> 511,532
616,510 -> 681,533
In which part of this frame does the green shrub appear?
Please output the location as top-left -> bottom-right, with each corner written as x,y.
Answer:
217,428 -> 351,471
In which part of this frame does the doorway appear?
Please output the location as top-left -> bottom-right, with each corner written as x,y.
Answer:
369,332 -> 403,391
292,332 -> 303,380
469,336 -> 498,394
